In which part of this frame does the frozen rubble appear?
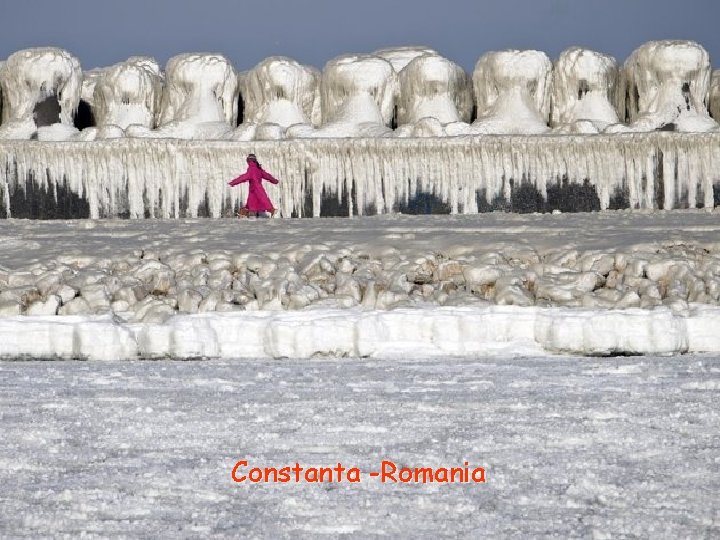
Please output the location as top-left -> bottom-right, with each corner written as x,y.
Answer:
2,212 -> 720,359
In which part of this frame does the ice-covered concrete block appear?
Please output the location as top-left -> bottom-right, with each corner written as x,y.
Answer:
614,40 -> 717,132
469,50 -> 552,134
0,47 -> 81,140
551,47 -> 619,133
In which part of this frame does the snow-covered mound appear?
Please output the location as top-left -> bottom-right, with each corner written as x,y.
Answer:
551,47 -> 619,134
92,57 -> 163,131
152,53 -> 238,139
0,47 -> 81,140
468,50 -> 552,134
394,53 -> 473,137
613,40 -> 717,133
294,54 -> 397,138
238,56 -> 320,141
2,213 -> 720,358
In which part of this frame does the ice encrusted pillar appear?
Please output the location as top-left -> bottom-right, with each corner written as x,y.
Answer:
614,40 -> 717,133
92,57 -> 163,131
0,47 -> 82,140
154,53 -> 239,139
469,50 -> 552,134
239,56 -> 321,140
393,53 -> 473,137
551,47 -> 619,133
298,54 -> 397,139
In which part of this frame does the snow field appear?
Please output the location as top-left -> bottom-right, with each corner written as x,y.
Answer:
0,356 -> 718,537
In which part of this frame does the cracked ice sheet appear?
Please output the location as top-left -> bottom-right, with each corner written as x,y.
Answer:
0,356 -> 718,538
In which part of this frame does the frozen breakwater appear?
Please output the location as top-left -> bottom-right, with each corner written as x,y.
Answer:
3,40 -> 720,219
2,132 -> 720,219
2,213 -> 720,358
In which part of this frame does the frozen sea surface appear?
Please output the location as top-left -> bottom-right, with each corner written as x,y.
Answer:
1,355 -> 718,538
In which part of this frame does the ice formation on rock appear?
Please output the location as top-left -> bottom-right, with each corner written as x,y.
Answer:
551,47 -> 619,133
295,54 -> 397,138
93,57 -> 163,130
0,47 -> 82,140
3,214 -> 720,357
239,56 -> 320,140
709,70 -> 720,122
394,53 -> 473,137
614,40 -> 717,133
154,53 -> 239,139
468,50 -> 552,134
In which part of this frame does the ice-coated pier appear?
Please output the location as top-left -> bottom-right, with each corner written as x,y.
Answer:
2,40 -> 720,218
2,131 -> 720,219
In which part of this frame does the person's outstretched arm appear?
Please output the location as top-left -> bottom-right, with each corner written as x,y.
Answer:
228,171 -> 251,186
260,169 -> 280,184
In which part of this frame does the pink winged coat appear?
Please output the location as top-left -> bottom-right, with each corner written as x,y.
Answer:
228,159 -> 279,212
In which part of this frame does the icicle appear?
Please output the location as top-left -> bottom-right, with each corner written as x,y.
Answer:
677,146 -> 690,209
1,153 -> 10,217
645,152 -> 655,209
662,143 -> 675,210
701,141 -> 714,210
1,133 -> 720,219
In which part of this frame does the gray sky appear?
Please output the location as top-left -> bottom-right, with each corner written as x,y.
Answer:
1,0 -> 719,72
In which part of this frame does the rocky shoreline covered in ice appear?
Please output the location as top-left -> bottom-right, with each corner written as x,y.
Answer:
2,212 -> 720,358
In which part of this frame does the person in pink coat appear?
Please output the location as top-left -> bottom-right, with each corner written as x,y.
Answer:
228,154 -> 280,217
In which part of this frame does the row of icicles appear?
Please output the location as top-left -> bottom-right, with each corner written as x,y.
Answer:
1,132 -> 719,219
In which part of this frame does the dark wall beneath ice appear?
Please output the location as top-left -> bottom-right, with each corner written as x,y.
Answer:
472,179 -> 601,214
1,175 -> 90,219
